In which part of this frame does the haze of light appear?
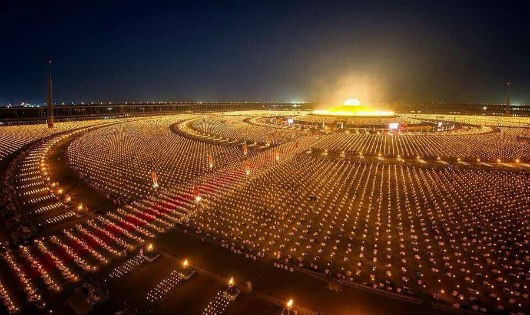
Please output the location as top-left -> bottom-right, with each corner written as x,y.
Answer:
312,98 -> 395,117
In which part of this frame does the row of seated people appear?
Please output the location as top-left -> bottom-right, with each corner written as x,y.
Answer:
0,120 -> 123,162
312,128 -> 529,161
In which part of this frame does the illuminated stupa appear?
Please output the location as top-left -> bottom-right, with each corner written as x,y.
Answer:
312,98 -> 395,117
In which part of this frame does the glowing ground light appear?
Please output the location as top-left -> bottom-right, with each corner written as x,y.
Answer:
182,259 -> 189,268
286,299 -> 294,309
312,98 -> 394,117
228,277 -> 234,287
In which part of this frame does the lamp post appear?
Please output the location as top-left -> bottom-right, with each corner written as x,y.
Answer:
282,299 -> 297,315
47,60 -> 54,128
150,171 -> 159,189
505,82 -> 511,117
178,258 -> 196,279
208,154 -> 214,168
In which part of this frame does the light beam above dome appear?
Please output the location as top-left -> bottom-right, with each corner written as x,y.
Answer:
343,98 -> 361,106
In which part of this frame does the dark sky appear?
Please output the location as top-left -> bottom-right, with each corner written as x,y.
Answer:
1,0 -> 529,105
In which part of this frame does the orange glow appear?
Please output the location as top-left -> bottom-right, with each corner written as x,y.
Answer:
313,99 -> 394,117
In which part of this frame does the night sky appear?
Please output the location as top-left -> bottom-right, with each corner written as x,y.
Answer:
1,0 -> 529,105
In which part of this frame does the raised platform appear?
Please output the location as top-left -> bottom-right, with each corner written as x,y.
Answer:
309,113 -> 398,118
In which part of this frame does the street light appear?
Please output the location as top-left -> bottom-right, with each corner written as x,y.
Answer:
282,298 -> 296,315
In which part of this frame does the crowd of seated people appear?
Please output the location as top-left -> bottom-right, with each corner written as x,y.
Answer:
0,112 -> 528,314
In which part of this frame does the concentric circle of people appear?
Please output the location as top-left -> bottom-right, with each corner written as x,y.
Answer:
0,112 -> 528,314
